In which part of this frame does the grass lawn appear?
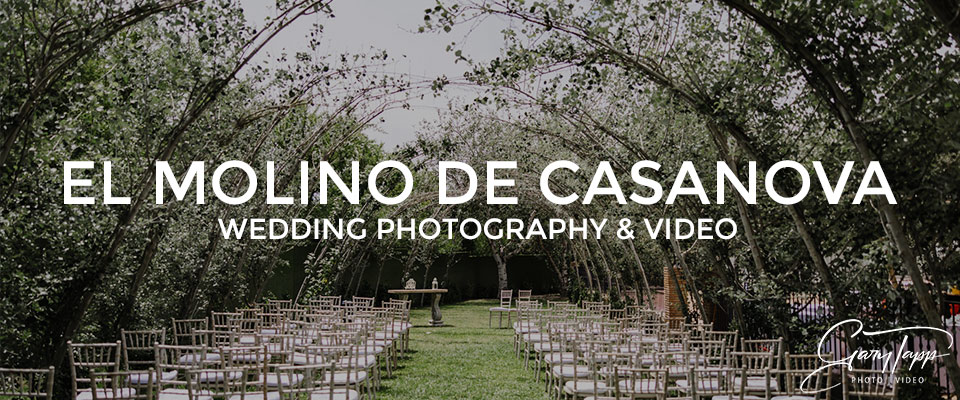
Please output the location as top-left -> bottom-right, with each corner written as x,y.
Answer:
377,299 -> 550,400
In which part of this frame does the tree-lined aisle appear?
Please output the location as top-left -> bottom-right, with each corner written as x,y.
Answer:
379,300 -> 549,400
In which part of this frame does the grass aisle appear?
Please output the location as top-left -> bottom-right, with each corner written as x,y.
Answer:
378,299 -> 551,400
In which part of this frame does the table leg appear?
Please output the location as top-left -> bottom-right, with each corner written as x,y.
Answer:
429,293 -> 443,326
398,293 -> 409,301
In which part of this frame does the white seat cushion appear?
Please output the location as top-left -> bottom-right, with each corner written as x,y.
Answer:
734,376 -> 779,390
771,396 -> 817,400
513,322 -> 538,333
77,388 -> 137,400
310,388 -> 360,400
674,379 -> 719,391
195,370 -> 243,383
338,355 -> 378,369
265,373 -> 304,387
666,365 -> 690,377
353,345 -> 384,355
158,388 -> 213,400
543,352 -> 576,364
532,342 -> 555,352
330,371 -> 368,384
265,343 -> 286,353
227,392 -> 280,400
522,333 -> 545,342
128,370 -> 178,385
292,353 -> 312,365
489,307 -> 512,312
618,379 -> 665,393
564,380 -> 609,394
635,354 -> 656,366
374,331 -> 400,340
177,353 -> 220,364
231,353 -> 268,363
551,365 -> 591,378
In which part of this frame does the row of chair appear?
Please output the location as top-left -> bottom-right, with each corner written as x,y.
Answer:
1,296 -> 412,400
512,299 -> 897,399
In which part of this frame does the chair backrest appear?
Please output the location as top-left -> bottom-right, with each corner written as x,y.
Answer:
171,318 -> 207,345
687,340 -> 727,367
843,368 -> 896,399
197,329 -> 237,348
258,312 -> 284,334
517,289 -> 532,300
275,364 -> 334,399
351,296 -> 375,308
68,341 -> 121,398
498,290 -> 512,308
186,368 -> 251,399
687,367 -> 743,398
741,337 -> 783,369
663,330 -> 689,352
319,295 -> 342,305
731,351 -> 776,373
608,308 -> 626,320
262,334 -> 298,366
154,344 -> 208,387
210,311 -> 240,331
618,367 -> 668,397
705,330 -> 739,351
638,309 -> 663,323
218,345 -> 268,385
0,367 -> 55,400
684,322 -> 713,339
237,308 -> 260,319
89,370 -> 154,400
121,329 -> 165,371
665,317 -> 685,331
780,352 -> 832,398
266,299 -> 293,313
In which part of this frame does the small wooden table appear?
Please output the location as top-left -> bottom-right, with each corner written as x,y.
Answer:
387,288 -> 448,326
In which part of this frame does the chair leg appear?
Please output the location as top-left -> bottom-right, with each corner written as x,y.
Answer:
386,350 -> 393,378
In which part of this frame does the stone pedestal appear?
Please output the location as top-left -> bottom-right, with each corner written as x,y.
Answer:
387,288 -> 449,327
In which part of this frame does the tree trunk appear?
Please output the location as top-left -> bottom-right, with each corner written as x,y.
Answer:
112,216 -> 168,333
180,230 -> 222,318
625,239 -> 656,308
708,123 -> 768,276
669,237 -> 710,323
591,237 -> 615,292
493,251 -> 509,291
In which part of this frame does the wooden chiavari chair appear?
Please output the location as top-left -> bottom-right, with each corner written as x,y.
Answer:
68,341 -> 121,400
0,367 -> 55,400
489,289 -> 514,328
121,329 -> 175,386
88,370 -> 154,400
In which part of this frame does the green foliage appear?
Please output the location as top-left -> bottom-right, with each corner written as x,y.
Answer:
0,0 -> 405,377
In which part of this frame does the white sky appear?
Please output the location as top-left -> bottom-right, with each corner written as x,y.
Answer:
238,0 -> 507,152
